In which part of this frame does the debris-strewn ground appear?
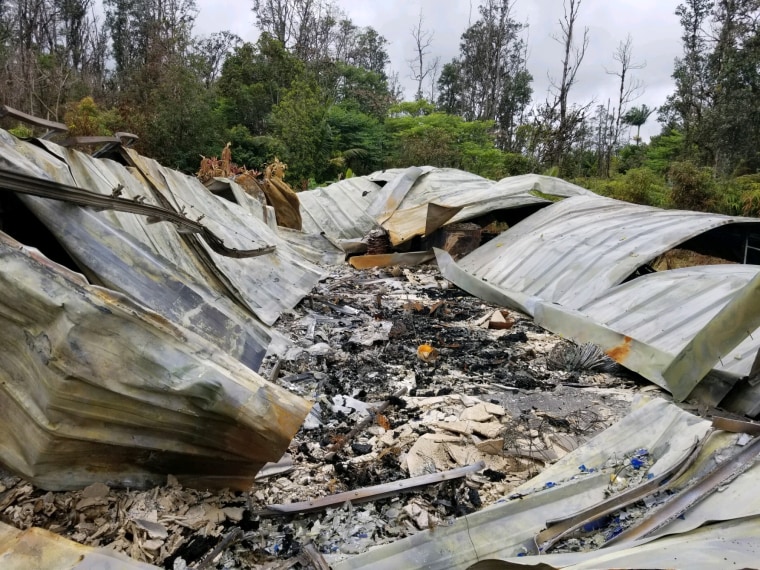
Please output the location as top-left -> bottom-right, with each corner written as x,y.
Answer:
0,264 -> 661,569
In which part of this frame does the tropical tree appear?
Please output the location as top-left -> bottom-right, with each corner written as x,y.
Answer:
436,0 -> 532,151
623,104 -> 656,144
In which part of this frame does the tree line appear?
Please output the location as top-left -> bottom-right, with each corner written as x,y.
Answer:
2,0 -> 760,215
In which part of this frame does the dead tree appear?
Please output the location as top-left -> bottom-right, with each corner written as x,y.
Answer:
407,10 -> 439,102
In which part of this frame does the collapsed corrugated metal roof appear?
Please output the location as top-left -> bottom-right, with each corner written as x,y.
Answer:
0,231 -> 310,490
375,170 -> 593,246
0,132 -> 284,368
1,131 -> 328,326
437,195 -> 760,316
436,194 -> 760,414
534,265 -> 760,408
124,149 -> 328,325
298,168 -> 595,249
333,398 -> 760,569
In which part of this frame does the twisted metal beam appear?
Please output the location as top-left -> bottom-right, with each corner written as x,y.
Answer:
0,168 -> 275,258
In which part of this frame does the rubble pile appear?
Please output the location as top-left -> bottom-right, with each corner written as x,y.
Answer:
0,264 -> 640,568
2,118 -> 760,569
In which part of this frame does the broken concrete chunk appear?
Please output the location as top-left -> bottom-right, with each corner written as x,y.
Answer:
489,310 -> 515,330
433,420 -> 505,440
475,438 -> 506,456
460,403 -> 496,423
134,519 -> 169,540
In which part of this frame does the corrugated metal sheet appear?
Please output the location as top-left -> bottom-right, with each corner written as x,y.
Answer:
277,226 -> 346,264
0,131 -> 282,368
371,170 -> 593,245
206,177 -> 278,231
487,517 -> 760,570
298,178 -> 381,240
125,149 -> 327,325
536,265 -> 760,403
366,166 -> 426,222
0,231 -> 310,490
439,195 -> 760,315
534,265 -> 760,392
299,169 -> 592,247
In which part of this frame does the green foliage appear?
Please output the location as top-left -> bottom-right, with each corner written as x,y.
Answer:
131,58 -> 225,172
7,124 -> 34,138
217,37 -> 305,135
618,144 -> 648,173
460,145 -> 508,180
325,103 -> 386,176
503,152 -> 534,176
576,168 -> 669,207
225,125 -> 286,171
669,161 -> 715,211
64,97 -> 121,137
645,130 -> 685,174
271,78 -> 330,186
385,103 -> 513,178
717,174 -> 760,217
333,63 -> 392,119
622,104 -> 656,143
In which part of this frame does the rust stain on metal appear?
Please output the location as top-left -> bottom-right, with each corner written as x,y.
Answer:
606,336 -> 633,362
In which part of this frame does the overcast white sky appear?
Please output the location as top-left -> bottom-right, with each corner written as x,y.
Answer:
195,0 -> 683,140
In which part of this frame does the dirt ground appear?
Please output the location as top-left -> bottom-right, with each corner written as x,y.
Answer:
0,263 -> 663,569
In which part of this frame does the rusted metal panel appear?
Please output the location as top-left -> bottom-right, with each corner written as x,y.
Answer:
0,231 -> 311,491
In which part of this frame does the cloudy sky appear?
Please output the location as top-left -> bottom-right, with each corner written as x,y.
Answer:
195,0 -> 683,140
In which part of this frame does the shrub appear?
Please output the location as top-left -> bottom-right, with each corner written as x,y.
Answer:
64,97 -> 121,137
668,161 -> 715,211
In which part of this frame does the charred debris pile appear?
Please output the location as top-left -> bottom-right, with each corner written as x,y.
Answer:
1,113 -> 760,568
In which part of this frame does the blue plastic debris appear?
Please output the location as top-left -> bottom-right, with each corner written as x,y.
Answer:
630,457 -> 645,469
647,472 -> 655,479
545,482 -> 556,488
582,516 -> 610,532
606,526 -> 623,540
579,464 -> 588,472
